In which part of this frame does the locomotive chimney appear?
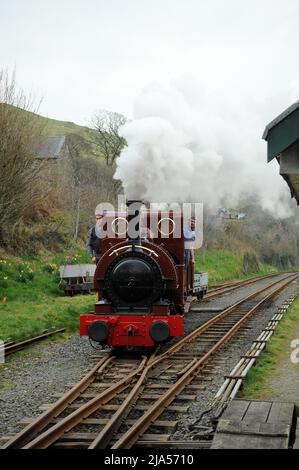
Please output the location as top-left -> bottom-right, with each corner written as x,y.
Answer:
127,200 -> 142,241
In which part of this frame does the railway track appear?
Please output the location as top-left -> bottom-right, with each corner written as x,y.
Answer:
204,272 -> 287,300
0,329 -> 66,358
213,295 -> 296,407
1,272 -> 298,449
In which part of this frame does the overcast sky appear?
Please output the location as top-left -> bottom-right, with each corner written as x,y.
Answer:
1,0 -> 299,125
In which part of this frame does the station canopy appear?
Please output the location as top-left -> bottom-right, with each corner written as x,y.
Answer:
263,102 -> 299,204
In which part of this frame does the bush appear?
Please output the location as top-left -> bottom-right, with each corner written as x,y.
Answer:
243,252 -> 259,274
42,264 -> 55,274
26,272 -> 34,281
52,271 -> 61,284
14,264 -> 35,283
14,273 -> 27,283
0,280 -> 8,288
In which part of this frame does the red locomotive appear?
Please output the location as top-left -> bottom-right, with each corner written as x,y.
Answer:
80,201 -> 207,348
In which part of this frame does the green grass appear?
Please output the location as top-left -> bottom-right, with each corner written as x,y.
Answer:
42,116 -> 96,138
196,249 -> 278,284
238,296 -> 299,398
0,249 -> 95,342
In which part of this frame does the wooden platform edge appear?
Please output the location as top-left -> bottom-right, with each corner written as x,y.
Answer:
211,399 -> 296,449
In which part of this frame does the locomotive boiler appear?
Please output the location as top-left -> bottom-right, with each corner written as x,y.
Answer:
80,201 -> 207,348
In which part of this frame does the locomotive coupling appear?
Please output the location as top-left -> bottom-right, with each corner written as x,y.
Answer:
127,325 -> 134,336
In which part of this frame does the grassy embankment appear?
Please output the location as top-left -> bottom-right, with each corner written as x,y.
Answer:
0,112 -> 104,343
195,249 -> 279,284
0,249 -> 95,342
238,295 -> 299,399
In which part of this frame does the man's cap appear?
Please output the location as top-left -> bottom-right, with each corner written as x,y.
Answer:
95,209 -> 107,216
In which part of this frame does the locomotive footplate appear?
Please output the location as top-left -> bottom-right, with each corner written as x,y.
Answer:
80,313 -> 183,347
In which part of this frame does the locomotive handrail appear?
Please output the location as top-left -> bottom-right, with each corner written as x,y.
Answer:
108,244 -> 159,258
135,246 -> 159,257
108,245 -> 131,256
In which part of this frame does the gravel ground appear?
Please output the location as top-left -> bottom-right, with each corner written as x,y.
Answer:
0,336 -> 104,438
0,272 -> 298,443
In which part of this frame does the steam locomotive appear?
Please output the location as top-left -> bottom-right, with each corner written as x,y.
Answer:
80,201 -> 208,348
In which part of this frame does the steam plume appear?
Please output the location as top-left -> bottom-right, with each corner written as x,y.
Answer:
114,81 -> 297,217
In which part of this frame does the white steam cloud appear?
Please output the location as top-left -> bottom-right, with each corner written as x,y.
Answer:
114,81 -> 297,217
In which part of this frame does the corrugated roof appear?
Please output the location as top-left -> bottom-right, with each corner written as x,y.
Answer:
36,135 -> 66,159
59,264 -> 96,279
262,101 -> 299,140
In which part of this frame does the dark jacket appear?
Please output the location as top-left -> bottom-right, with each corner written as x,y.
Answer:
86,226 -> 102,259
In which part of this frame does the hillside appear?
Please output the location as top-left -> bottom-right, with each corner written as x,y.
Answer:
3,104 -> 106,162
43,115 -> 107,162
41,115 -> 101,151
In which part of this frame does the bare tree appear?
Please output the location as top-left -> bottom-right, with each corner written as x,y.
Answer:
66,133 -> 119,240
92,109 -> 128,166
66,134 -> 91,241
0,69 -> 45,244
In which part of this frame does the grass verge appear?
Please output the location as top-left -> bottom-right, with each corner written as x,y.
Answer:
238,295 -> 299,399
196,249 -> 278,284
0,248 -> 94,342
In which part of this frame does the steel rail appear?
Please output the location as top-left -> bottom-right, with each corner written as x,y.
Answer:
87,348 -> 159,449
204,272 -> 288,300
0,328 -> 66,357
88,363 -> 148,448
213,297 -> 296,405
22,356 -> 148,449
208,273 -> 282,291
1,353 -> 113,449
112,273 -> 299,448
149,273 -> 297,367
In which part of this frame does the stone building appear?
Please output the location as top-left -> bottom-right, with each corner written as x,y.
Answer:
35,135 -> 75,211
